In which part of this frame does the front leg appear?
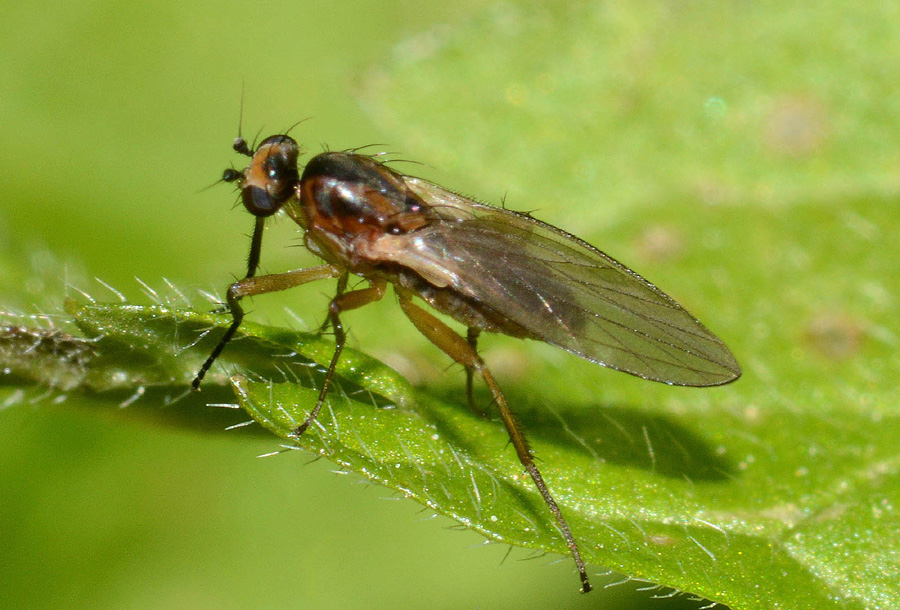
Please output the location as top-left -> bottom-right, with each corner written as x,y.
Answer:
209,216 -> 267,315
192,264 -> 343,390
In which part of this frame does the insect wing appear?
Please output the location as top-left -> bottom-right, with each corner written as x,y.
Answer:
400,178 -> 741,387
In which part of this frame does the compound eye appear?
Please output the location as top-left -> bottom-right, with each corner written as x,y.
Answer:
241,185 -> 280,217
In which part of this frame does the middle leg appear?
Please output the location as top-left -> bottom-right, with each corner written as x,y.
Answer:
290,278 -> 387,438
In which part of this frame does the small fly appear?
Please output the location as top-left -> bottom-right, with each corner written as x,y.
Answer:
193,131 -> 741,593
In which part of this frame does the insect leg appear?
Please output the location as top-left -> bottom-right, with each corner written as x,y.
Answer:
245,216 -> 265,279
291,279 -> 387,438
317,272 -> 349,334
465,327 -> 483,415
396,294 -> 591,593
209,217 -> 268,315
193,264 -> 343,390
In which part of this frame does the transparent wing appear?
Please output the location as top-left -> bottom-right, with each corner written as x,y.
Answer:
396,178 -> 741,387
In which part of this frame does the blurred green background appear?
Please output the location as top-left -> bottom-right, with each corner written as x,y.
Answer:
2,0 -> 899,609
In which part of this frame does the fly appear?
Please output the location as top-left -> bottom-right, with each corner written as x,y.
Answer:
193,131 -> 742,593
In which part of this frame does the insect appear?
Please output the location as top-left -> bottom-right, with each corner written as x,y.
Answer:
193,131 -> 741,593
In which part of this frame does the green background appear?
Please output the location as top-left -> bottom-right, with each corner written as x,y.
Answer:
2,1 -> 899,609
